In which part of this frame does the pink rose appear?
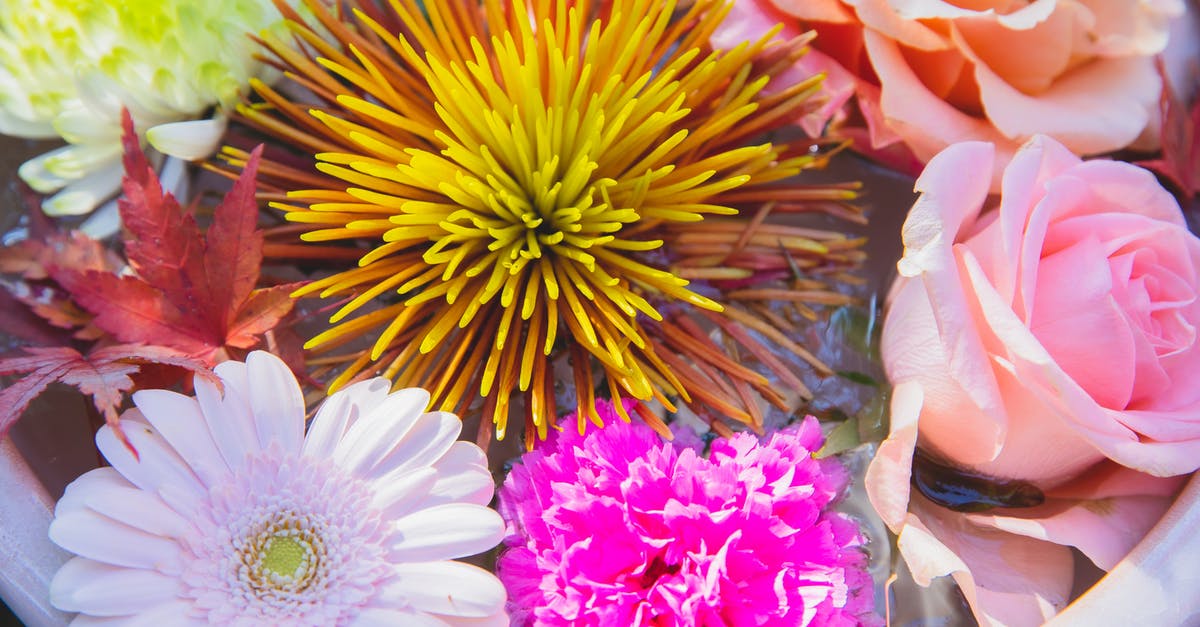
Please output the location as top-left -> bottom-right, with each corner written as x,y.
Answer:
867,136 -> 1198,623
730,0 -> 1187,182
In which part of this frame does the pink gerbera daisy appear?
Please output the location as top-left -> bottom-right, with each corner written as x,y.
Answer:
498,403 -> 878,626
48,351 -> 507,626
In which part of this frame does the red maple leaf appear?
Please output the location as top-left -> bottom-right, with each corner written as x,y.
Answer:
0,344 -> 215,444
1139,59 -> 1200,199
50,112 -> 297,363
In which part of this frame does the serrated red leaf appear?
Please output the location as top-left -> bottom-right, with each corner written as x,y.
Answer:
50,113 -> 297,363
225,283 -> 301,349
205,145 -> 266,330
0,344 -> 214,446
1138,59 -> 1200,198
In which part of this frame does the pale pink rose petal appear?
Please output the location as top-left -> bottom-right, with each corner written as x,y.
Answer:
898,498 -> 1074,626
1046,474 -> 1200,626
861,30 -> 1018,178
883,273 -> 1010,466
769,0 -> 857,23
864,380 -> 922,531
953,4 -> 1082,94
963,33 -> 1161,155
1079,0 -> 1184,56
1028,235 -> 1137,409
846,0 -> 957,50
967,468 -> 1185,570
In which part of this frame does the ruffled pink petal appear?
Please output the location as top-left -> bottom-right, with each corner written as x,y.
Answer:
770,0 -> 856,22
244,351 -> 305,453
50,559 -> 179,616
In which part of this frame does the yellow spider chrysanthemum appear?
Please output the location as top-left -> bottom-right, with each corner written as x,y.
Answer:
225,0 -> 865,445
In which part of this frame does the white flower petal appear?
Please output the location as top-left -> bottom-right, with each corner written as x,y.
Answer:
49,510 -> 182,574
424,442 -> 495,507
68,600 -> 201,626
58,467 -> 191,538
304,378 -> 391,459
194,363 -> 259,470
17,146 -> 74,193
333,388 -> 430,474
50,558 -> 179,615
42,157 -> 124,216
95,414 -> 204,498
390,504 -> 505,562
437,611 -> 510,627
133,389 -> 230,485
79,198 -> 122,239
146,115 -> 227,161
341,408 -> 462,480
370,467 -> 438,518
55,468 -> 126,518
380,561 -> 506,618
352,608 -> 450,627
245,351 -> 305,453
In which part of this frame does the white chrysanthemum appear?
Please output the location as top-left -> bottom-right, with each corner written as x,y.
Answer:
47,351 -> 508,626
0,0 -> 290,218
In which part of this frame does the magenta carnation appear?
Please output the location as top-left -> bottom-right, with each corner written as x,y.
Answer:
497,403 -> 878,626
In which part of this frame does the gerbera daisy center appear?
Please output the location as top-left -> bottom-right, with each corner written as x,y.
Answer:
252,527 -> 320,589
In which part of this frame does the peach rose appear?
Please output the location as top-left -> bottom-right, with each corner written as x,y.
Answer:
734,0 -> 1186,183
868,136 -> 1199,622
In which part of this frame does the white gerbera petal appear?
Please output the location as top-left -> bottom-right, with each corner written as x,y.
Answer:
244,351 -> 305,453
60,469 -> 192,538
423,442 -> 496,508
193,367 -> 258,470
390,504 -> 505,562
94,413 -> 204,498
50,351 -> 507,624
132,390 -> 229,484
302,378 -> 391,459
49,510 -> 182,574
352,608 -> 451,627
69,600 -> 203,626
381,562 -> 507,618
50,559 -> 179,615
333,387 -> 430,473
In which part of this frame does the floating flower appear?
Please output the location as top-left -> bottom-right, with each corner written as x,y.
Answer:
497,404 -> 878,626
48,351 -> 507,625
0,0 -> 290,217
226,0 -> 866,444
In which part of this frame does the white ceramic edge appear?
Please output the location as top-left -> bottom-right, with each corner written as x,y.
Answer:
0,438 -> 72,626
1049,471 -> 1200,626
